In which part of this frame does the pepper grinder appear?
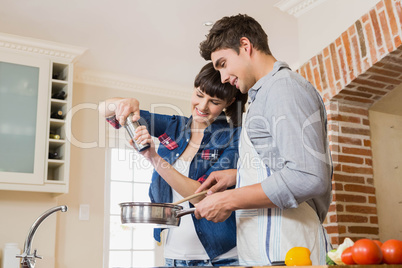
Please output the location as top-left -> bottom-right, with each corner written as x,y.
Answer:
124,114 -> 150,152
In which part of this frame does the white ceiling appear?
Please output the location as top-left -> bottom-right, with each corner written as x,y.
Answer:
4,1 -> 399,115
0,0 -> 300,88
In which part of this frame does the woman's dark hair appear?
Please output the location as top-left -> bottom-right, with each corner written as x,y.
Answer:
200,14 -> 271,61
194,62 -> 247,127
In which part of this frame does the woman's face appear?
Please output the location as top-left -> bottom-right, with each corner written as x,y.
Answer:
191,87 -> 229,127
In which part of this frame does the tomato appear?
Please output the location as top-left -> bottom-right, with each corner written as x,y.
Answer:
352,239 -> 383,264
381,239 -> 402,264
373,240 -> 383,248
341,246 -> 355,265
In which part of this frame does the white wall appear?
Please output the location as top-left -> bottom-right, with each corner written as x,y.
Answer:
0,192 -> 58,268
369,85 -> 402,241
369,111 -> 402,241
297,0 -> 381,66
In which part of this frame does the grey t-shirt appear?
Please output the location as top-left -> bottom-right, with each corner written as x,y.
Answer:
245,61 -> 332,223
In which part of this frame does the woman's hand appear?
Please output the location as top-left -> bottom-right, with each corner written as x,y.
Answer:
131,125 -> 158,161
195,169 -> 237,195
99,98 -> 140,126
99,97 -> 140,124
114,98 -> 140,126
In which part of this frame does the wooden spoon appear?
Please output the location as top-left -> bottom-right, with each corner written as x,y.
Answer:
171,190 -> 208,205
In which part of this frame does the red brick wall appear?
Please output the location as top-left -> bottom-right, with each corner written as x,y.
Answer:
296,0 -> 402,246
326,101 -> 378,245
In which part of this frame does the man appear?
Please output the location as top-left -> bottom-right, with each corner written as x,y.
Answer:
194,14 -> 333,266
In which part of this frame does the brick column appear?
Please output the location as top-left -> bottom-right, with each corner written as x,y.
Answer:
325,101 -> 378,245
296,0 -> 402,246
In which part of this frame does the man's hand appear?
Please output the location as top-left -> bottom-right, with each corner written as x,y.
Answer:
195,169 -> 237,195
194,184 -> 275,222
194,190 -> 234,222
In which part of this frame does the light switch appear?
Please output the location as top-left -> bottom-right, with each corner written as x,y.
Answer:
79,204 -> 90,221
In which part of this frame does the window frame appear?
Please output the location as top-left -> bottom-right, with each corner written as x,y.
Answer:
103,134 -> 164,268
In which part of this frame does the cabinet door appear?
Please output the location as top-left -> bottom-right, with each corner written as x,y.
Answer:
0,51 -> 50,184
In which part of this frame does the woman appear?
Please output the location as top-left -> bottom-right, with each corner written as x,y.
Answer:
99,62 -> 247,266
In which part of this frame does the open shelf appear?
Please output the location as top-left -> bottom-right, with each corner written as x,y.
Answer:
52,63 -> 69,81
50,118 -> 65,128
47,161 -> 66,182
51,98 -> 67,106
45,62 -> 71,186
48,159 -> 65,168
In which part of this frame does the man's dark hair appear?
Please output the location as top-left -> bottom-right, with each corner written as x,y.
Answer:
200,14 -> 271,61
194,62 -> 247,127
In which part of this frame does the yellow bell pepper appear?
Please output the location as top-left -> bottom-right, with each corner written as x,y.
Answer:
285,247 -> 312,266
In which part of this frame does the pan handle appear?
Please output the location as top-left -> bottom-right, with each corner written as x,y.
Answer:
175,208 -> 196,218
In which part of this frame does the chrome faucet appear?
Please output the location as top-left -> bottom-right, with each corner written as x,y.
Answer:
16,205 -> 68,268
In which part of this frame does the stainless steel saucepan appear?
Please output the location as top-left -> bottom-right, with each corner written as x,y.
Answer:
120,191 -> 207,228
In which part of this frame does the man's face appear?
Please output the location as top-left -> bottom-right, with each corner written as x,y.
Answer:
211,48 -> 254,94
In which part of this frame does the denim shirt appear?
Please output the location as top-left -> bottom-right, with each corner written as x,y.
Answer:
139,110 -> 239,260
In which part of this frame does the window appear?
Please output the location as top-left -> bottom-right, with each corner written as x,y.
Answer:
104,146 -> 164,268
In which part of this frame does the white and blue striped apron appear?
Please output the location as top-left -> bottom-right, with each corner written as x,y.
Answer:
235,113 -> 331,266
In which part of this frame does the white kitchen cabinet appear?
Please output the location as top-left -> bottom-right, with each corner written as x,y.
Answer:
0,51 -> 49,185
0,32 -> 86,193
